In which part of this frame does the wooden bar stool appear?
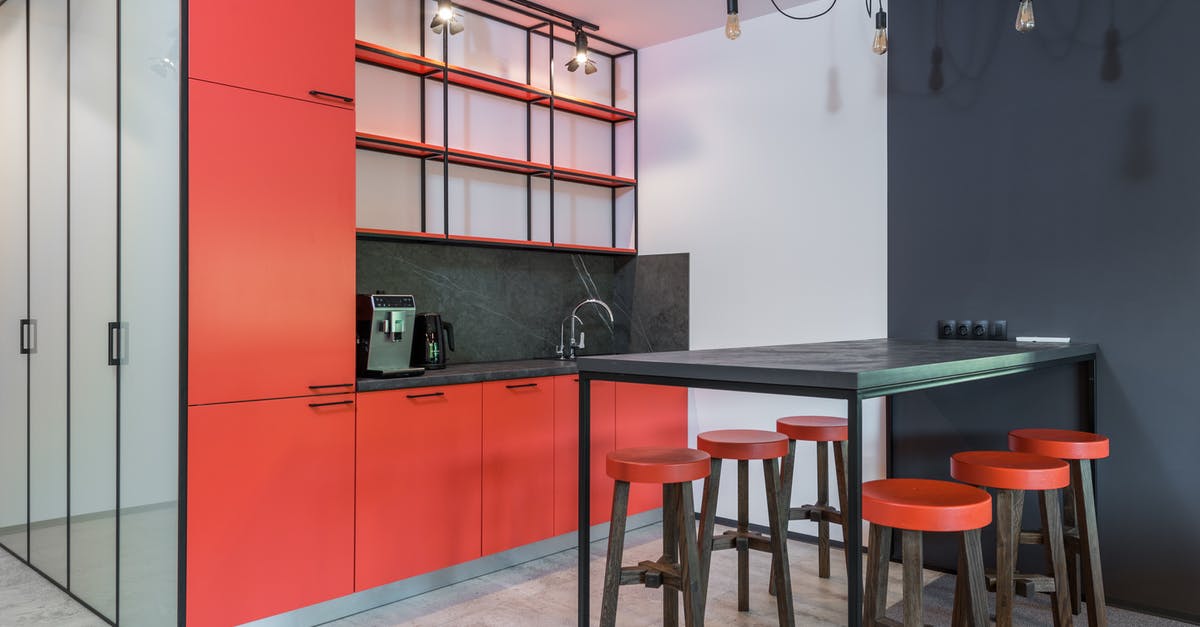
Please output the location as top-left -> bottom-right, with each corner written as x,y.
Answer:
601,446 -> 711,627
694,429 -> 794,626
1009,428 -> 1110,627
862,478 -> 992,627
951,451 -> 1072,626
774,415 -> 849,582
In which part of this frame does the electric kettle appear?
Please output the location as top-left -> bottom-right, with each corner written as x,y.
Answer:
411,313 -> 455,369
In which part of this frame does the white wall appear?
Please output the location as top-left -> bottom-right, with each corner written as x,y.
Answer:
638,2 -> 888,543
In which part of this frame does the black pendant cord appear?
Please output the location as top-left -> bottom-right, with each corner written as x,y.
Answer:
770,0 -> 837,21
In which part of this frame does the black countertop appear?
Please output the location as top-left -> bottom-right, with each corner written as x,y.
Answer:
575,338 -> 1098,394
357,358 -> 580,392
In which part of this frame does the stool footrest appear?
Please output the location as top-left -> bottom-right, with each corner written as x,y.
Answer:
710,529 -> 773,554
984,571 -> 1058,597
618,560 -> 684,591
790,503 -> 843,525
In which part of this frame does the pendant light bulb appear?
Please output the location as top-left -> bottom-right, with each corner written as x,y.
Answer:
725,0 -> 741,40
1015,0 -> 1036,33
872,10 -> 888,55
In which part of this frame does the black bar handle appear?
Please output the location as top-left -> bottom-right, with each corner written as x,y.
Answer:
108,322 -> 120,365
19,319 -> 30,354
406,391 -> 445,399
308,383 -> 354,390
309,90 -> 354,103
308,400 -> 354,408
506,382 -> 539,389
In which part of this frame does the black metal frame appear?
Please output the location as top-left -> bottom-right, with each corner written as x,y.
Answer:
575,353 -> 1098,626
360,0 -> 638,253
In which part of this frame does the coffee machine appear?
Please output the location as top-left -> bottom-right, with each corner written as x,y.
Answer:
356,294 -> 424,377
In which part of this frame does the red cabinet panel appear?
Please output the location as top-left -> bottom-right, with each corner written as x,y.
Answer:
355,384 -> 483,591
189,0 -> 354,108
188,80 -> 355,405
553,376 -> 615,534
482,378 -> 555,555
614,383 -> 689,515
187,394 -> 355,627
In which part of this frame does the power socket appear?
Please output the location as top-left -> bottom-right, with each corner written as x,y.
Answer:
971,320 -> 989,340
937,320 -> 956,339
956,320 -> 972,339
989,320 -> 1008,341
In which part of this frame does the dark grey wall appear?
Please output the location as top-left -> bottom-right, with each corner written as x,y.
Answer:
357,240 -> 688,364
888,0 -> 1200,619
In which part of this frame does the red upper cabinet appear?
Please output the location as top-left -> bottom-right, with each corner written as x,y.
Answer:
356,385 -> 483,591
187,394 -> 355,627
553,376 -> 616,535
482,378 -> 555,555
614,383 -> 689,515
188,80 -> 355,405
189,0 -> 354,108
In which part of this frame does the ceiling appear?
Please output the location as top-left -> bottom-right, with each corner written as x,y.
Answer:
457,0 -> 818,50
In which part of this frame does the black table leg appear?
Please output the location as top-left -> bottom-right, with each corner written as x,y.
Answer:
578,375 -> 591,626
847,394 -> 863,627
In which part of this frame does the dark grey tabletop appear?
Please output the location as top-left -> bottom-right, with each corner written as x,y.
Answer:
575,338 -> 1097,395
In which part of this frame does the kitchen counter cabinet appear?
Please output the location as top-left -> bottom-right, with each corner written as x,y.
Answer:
355,384 -> 482,590
481,378 -> 555,555
613,383 -> 689,515
187,394 -> 355,627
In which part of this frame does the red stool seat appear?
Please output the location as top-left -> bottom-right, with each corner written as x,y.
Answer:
606,447 -> 711,484
776,415 -> 848,442
863,479 -> 992,532
697,429 -> 788,460
1009,428 -> 1110,460
951,451 -> 1070,491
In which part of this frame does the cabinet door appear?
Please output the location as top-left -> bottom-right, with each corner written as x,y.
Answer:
614,383 -> 689,516
188,80 -> 355,405
356,384 -> 483,591
187,394 -> 355,627
482,378 -> 555,555
189,0 -> 354,108
553,376 -> 615,535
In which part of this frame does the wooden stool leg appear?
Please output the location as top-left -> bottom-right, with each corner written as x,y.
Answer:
952,537 -> 969,626
960,528 -> 989,627
677,482 -> 704,627
863,523 -> 892,625
697,458 -> 721,617
770,440 -> 797,597
1063,480 -> 1082,616
600,480 -> 631,627
902,530 -> 924,627
996,488 -> 1023,627
1040,488 -> 1072,627
834,440 -> 850,577
663,484 -> 680,626
737,459 -> 750,612
763,457 -> 796,626
1072,460 -> 1108,627
816,440 -> 831,578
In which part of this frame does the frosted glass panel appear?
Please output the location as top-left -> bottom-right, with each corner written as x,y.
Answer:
0,0 -> 29,561
119,0 -> 179,624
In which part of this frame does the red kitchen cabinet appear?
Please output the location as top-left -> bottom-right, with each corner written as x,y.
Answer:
187,394 -> 355,627
188,79 -> 355,405
482,378 -> 555,555
614,383 -> 689,515
355,384 -> 483,591
553,376 -> 616,534
189,0 -> 354,108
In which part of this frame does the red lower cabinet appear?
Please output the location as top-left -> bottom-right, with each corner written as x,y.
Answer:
482,378 -> 555,555
355,384 -> 483,590
614,383 -> 689,515
187,395 -> 355,627
553,376 -> 616,534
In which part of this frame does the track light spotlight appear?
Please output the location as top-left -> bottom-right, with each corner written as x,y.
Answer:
430,0 -> 464,36
726,0 -> 741,40
566,27 -> 597,75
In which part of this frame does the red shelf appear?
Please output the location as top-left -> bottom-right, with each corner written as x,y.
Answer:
355,133 -> 635,189
355,40 -> 636,123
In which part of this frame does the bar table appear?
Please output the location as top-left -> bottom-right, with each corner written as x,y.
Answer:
575,338 -> 1098,626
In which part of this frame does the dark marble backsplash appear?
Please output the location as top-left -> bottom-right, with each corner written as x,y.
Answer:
357,240 -> 688,364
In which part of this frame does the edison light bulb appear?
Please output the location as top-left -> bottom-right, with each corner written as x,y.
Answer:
872,11 -> 888,55
725,12 -> 741,40
1015,0 -> 1036,33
